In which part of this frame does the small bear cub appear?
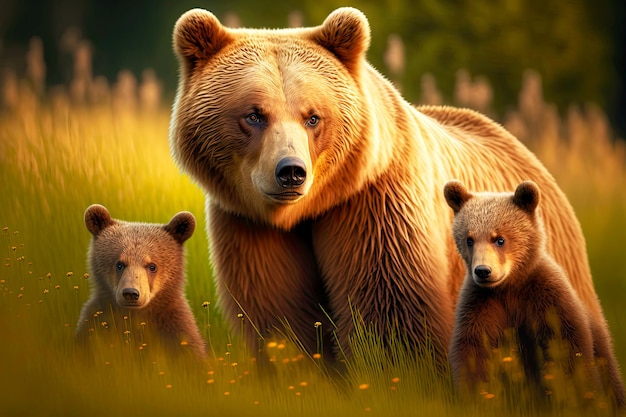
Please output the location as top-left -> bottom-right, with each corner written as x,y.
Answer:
443,180 -> 598,399
76,204 -> 206,359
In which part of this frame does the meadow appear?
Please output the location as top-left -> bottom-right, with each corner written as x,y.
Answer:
1,68 -> 625,416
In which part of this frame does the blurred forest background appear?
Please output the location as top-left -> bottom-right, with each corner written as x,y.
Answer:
1,0 -> 625,139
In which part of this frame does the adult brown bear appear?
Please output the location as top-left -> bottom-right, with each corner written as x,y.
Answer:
169,6 -> 620,380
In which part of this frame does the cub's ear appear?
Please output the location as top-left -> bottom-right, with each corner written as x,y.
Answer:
513,181 -> 540,214
165,211 -> 196,244
85,204 -> 115,236
310,7 -> 370,76
173,8 -> 234,76
443,180 -> 473,214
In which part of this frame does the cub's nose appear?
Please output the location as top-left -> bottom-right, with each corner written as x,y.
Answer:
275,157 -> 306,188
474,265 -> 492,280
122,288 -> 140,301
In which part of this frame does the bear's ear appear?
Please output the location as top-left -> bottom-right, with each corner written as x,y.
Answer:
443,180 -> 473,214
173,8 -> 234,76
85,204 -> 115,236
512,181 -> 540,214
310,7 -> 371,76
165,212 -> 196,244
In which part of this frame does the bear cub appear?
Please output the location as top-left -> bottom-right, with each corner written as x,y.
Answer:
443,180 -> 599,401
76,204 -> 206,359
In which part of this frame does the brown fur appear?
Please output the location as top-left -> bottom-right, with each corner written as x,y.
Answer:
76,204 -> 207,359
169,6 -> 622,378
444,181 -> 625,407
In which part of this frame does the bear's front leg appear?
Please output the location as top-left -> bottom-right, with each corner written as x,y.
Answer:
531,290 -> 601,398
311,186 -> 455,369
207,204 -> 334,362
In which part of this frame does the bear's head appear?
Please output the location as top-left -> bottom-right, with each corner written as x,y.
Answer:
443,180 -> 543,288
84,204 -> 195,308
170,8 -> 385,229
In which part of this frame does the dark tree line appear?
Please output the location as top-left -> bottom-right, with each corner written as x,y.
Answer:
1,0 -> 624,137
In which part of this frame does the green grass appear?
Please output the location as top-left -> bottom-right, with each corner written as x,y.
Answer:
1,100 -> 625,416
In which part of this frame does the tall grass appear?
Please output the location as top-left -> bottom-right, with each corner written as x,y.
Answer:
1,67 -> 625,415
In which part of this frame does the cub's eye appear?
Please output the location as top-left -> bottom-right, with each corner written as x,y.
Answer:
466,237 -> 474,247
245,113 -> 264,125
495,237 -> 505,247
147,263 -> 158,273
305,115 -> 320,127
116,261 -> 125,271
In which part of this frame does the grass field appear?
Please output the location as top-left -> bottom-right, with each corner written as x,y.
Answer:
1,87 -> 625,416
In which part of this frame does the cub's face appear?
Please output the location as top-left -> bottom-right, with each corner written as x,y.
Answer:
443,180 -> 541,288
170,8 -> 372,229
90,226 -> 180,308
84,205 -> 195,308
452,204 -> 525,288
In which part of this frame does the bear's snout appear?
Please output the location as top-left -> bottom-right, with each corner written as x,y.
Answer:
115,267 -> 151,308
275,157 -> 306,188
474,265 -> 492,280
122,287 -> 140,302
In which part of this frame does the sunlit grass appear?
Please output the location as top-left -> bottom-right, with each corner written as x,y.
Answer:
1,84 -> 625,415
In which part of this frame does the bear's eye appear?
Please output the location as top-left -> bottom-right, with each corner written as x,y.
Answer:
305,115 -> 320,127
116,261 -> 125,271
147,263 -> 158,273
245,113 -> 264,125
466,237 -> 474,247
495,237 -> 505,246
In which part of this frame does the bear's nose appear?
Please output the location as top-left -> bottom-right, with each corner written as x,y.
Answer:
474,265 -> 492,279
275,157 -> 306,188
122,288 -> 140,301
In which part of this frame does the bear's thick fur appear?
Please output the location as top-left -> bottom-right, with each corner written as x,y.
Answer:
169,7 -> 620,373
444,181 -> 625,406
76,204 -> 206,359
